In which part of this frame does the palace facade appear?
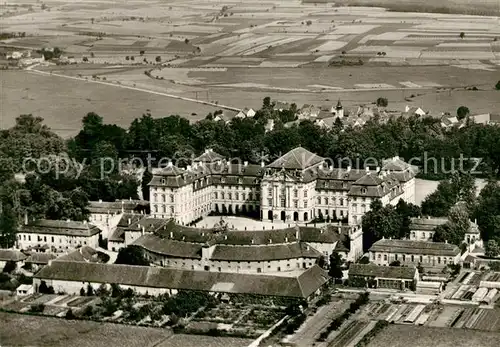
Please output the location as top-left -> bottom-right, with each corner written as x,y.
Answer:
148,147 -> 416,226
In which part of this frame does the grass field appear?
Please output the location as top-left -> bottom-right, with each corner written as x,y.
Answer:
0,312 -> 253,347
0,70 -> 221,137
368,325 -> 500,347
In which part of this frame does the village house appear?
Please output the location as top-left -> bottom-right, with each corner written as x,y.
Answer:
402,105 -> 426,118
235,107 -> 256,119
297,104 -> 320,119
369,239 -> 461,271
88,199 -> 148,239
0,249 -> 27,271
17,219 -> 102,252
348,264 -> 418,291
33,260 -> 329,300
24,252 -> 57,272
409,216 -> 483,251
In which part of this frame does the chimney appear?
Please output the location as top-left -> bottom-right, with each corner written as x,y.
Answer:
445,240 -> 448,244
261,161 -> 265,167
187,165 -> 191,171
244,161 -> 248,167
224,235 -> 227,240
170,231 -> 173,238
167,161 -> 173,167
205,149 -> 209,154
141,226 -> 145,234
202,232 -> 205,236
99,199 -> 102,203
376,167 -> 380,172
330,166 -> 333,171
66,219 -> 70,222
269,238 -> 272,244
382,236 -> 385,239
251,239 -> 254,244
365,167 -> 370,172
320,229 -> 323,234
128,218 -> 131,225
347,166 -> 351,172
296,230 -> 299,239
24,212 -> 28,225
285,237 -> 288,242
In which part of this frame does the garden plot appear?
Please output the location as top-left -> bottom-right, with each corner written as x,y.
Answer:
436,42 -> 492,48
312,40 -> 348,52
354,83 -> 397,89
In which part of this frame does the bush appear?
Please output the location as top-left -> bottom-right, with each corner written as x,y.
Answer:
376,97 -> 388,107
2,260 -> 16,273
30,304 -> 45,313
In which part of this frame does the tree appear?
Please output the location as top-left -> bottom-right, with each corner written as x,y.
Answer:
86,283 -> 94,296
115,245 -> 149,266
139,50 -> 145,55
155,56 -> 161,62
433,205 -> 470,246
496,80 -> 500,90
389,260 -> 401,266
64,308 -> 75,319
362,199 -> 403,250
485,239 -> 500,258
2,260 -> 16,273
80,287 -> 85,296
376,97 -> 388,107
38,281 -> 51,294
329,253 -> 344,279
456,106 -> 470,120
460,32 -> 465,39
184,38 -> 189,44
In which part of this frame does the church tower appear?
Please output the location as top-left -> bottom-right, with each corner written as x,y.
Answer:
336,100 -> 344,118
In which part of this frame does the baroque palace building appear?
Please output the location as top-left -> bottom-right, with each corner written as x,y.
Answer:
148,147 -> 416,226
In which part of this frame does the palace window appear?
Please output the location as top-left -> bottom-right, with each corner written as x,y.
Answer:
268,188 -> 273,196
304,201 -> 308,208
268,198 -> 272,206
294,200 -> 298,208
324,197 -> 329,205
235,192 -> 239,200
317,197 -> 321,204
304,190 -> 308,198
170,195 -> 174,203
214,192 -> 218,199
294,189 -> 298,198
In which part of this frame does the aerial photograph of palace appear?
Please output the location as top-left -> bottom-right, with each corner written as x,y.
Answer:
1,0 -> 500,346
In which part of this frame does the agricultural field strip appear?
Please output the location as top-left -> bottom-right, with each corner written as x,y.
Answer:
241,37 -> 307,56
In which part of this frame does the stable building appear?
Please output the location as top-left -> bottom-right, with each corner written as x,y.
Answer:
348,264 -> 418,291
0,249 -> 27,271
33,261 -> 329,300
369,239 -> 461,271
131,220 -> 362,273
17,219 -> 102,252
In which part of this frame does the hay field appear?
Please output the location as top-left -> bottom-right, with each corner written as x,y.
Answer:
0,70 -> 221,137
0,312 -> 252,347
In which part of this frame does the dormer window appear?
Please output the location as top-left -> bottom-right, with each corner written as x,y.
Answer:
361,188 -> 367,194
221,177 -> 225,183
238,178 -> 243,184
161,178 -> 165,185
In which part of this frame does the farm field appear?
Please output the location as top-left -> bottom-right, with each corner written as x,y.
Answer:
0,70 -> 222,137
367,324 -> 500,347
0,312 -> 253,347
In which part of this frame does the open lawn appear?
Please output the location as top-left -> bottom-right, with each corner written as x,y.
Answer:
367,324 -> 500,347
0,312 -> 253,347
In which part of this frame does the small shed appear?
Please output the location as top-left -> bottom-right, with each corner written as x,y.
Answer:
16,284 -> 34,296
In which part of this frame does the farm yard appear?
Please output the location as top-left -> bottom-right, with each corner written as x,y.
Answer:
1,0 -> 500,134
